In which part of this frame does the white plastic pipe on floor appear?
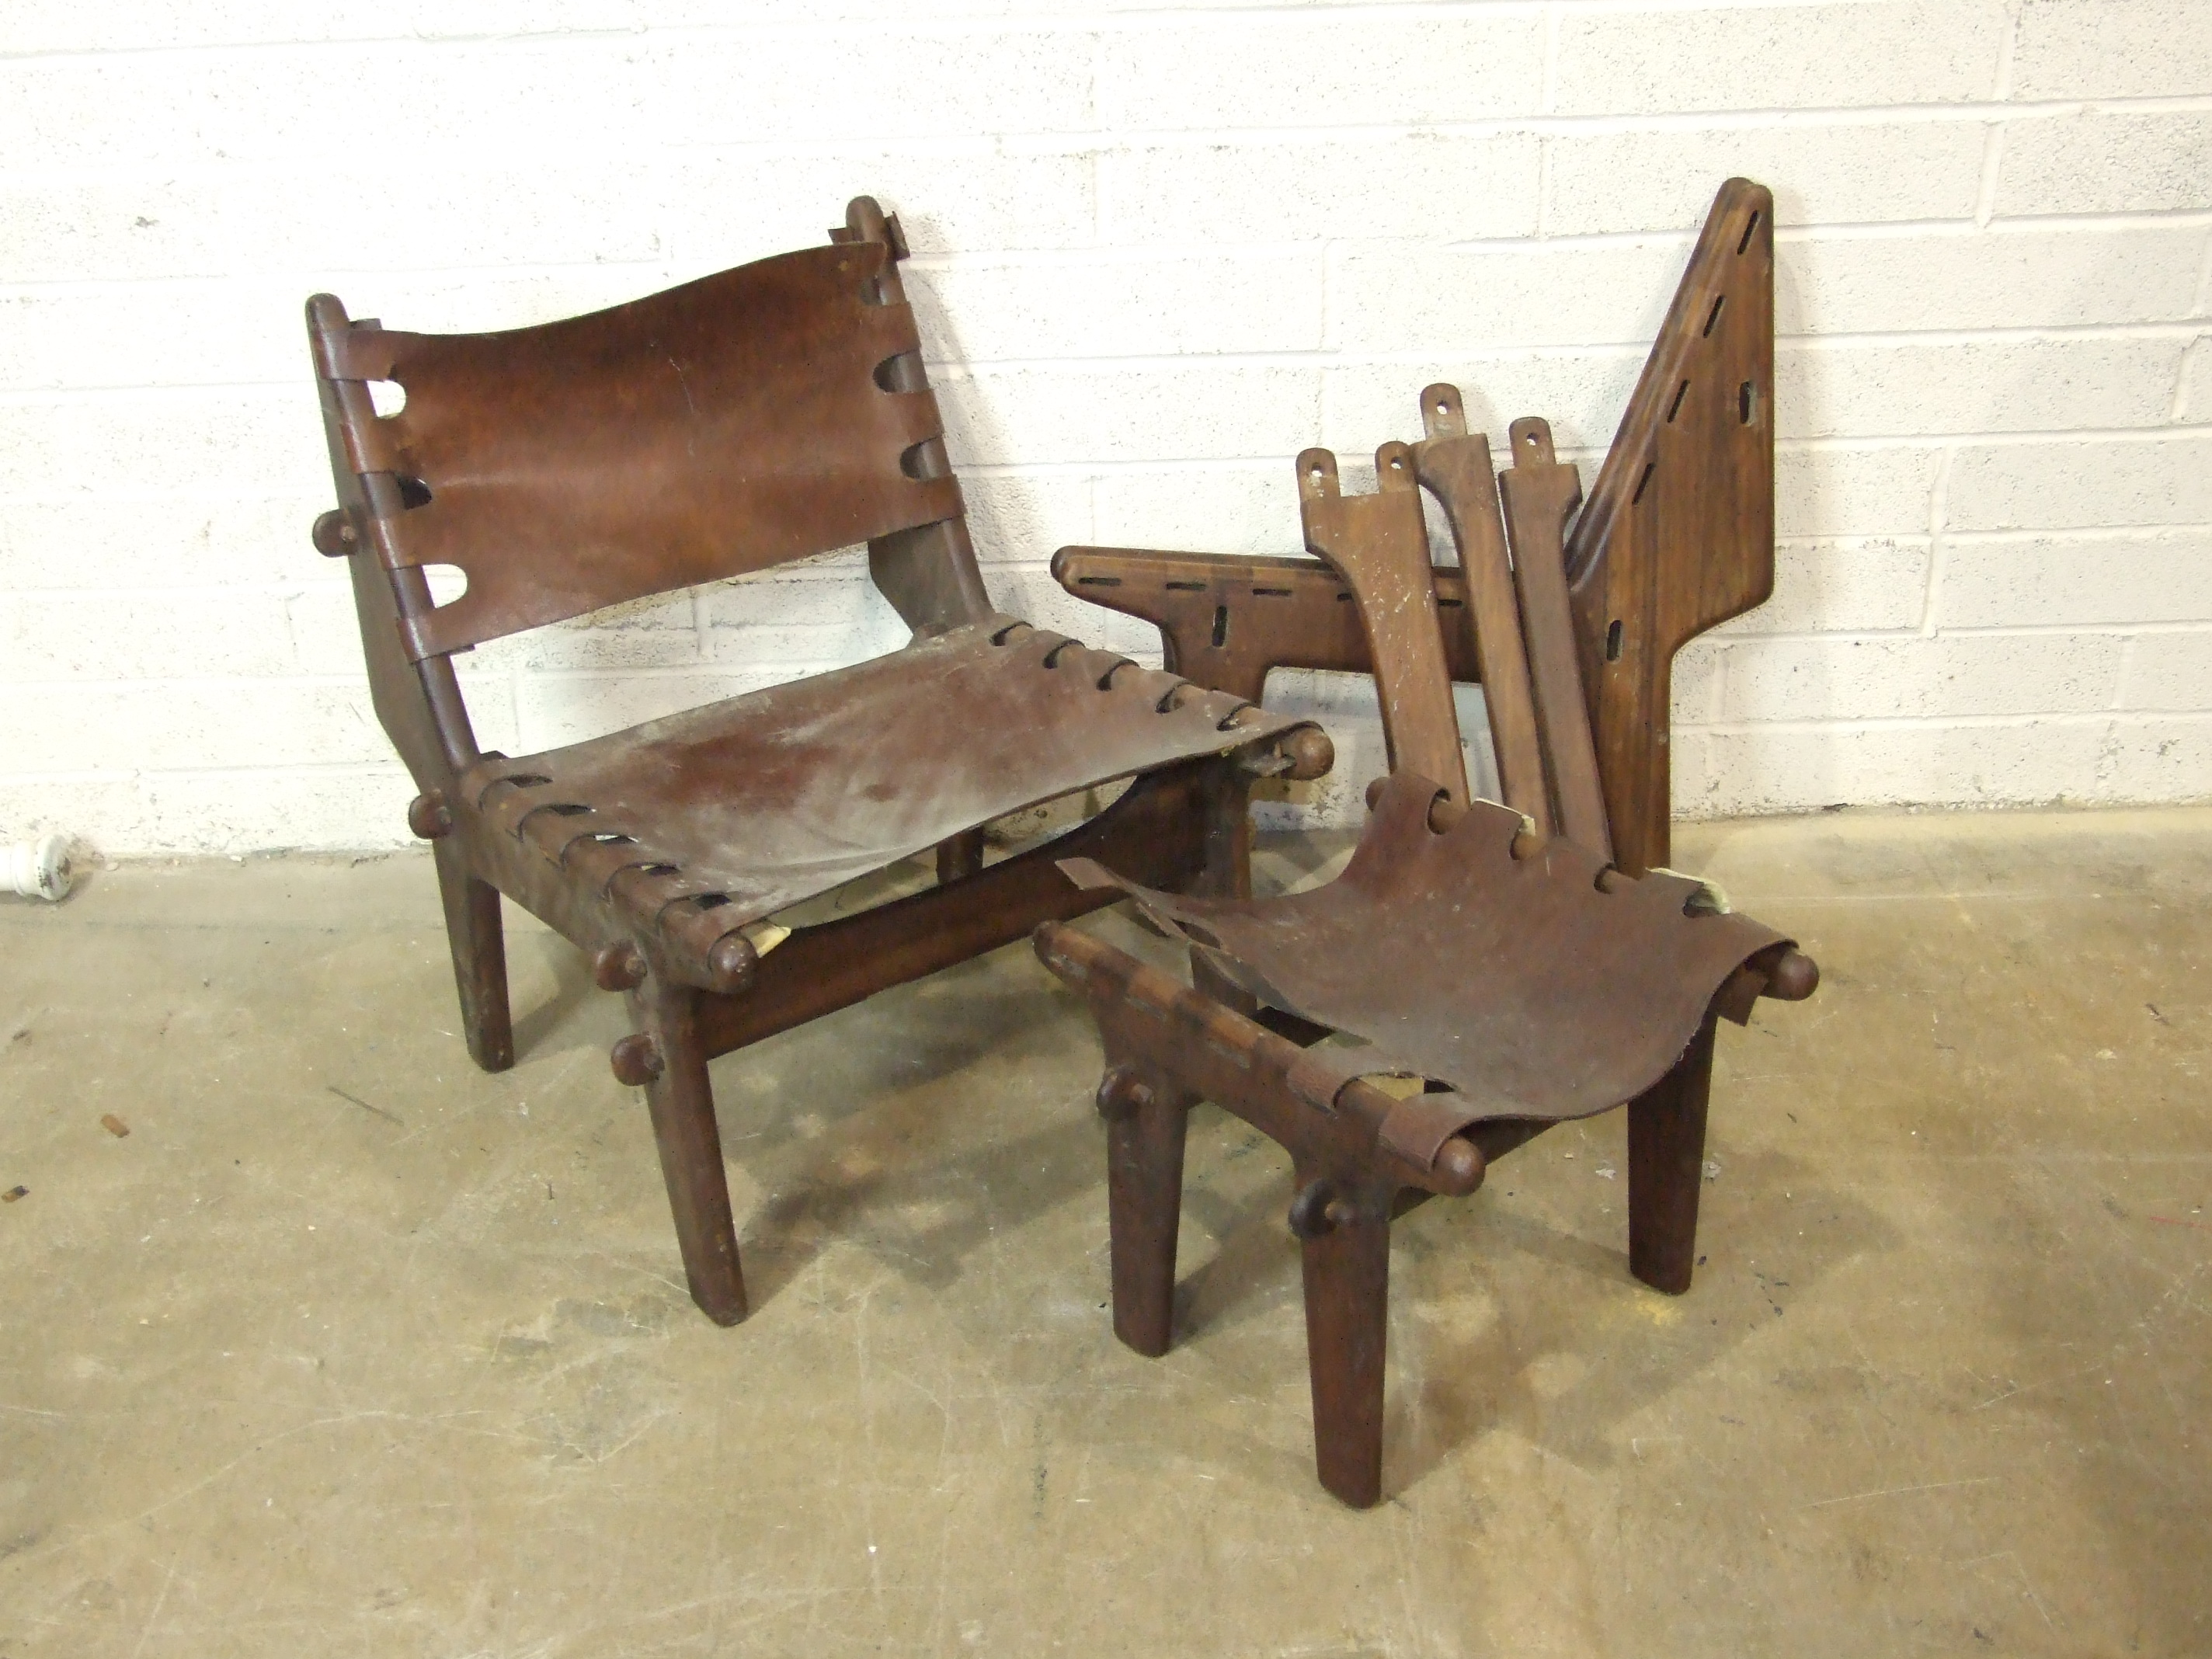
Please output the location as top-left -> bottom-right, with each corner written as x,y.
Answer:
2,834 -> 73,901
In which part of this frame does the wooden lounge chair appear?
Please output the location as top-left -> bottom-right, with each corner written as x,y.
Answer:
304,197 -> 1329,1327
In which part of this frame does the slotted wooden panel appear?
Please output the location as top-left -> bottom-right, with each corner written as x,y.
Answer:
1564,178 -> 1776,875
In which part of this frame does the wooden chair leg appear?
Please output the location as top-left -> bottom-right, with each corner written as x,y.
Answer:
1099,1066 -> 1189,1357
1188,756 -> 1262,1012
432,837 -> 513,1073
1628,1017 -> 1717,1295
1297,1186 -> 1393,1509
1192,759 -> 1254,899
626,978 -> 747,1326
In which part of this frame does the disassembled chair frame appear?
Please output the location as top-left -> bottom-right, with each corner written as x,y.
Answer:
306,197 -> 1329,1328
1038,180 -> 1812,1508
1040,410 -> 1814,1507
1055,177 -> 1776,878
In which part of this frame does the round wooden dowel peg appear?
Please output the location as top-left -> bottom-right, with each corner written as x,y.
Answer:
609,1032 -> 664,1087
1288,1178 -> 1341,1240
1764,949 -> 1819,1001
1432,1136 -> 1486,1197
590,943 -> 646,993
1425,795 -> 1469,834
405,792 -> 452,839
311,510 -> 358,557
1279,725 -> 1334,782
704,932 -> 759,996
1094,1066 -> 1154,1122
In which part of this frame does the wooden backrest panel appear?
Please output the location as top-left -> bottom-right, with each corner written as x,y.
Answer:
1296,443 -> 1470,804
317,238 -> 964,660
1563,177 -> 1775,875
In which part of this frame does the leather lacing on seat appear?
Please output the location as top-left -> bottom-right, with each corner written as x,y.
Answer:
458,617 -> 1289,989
993,617 -> 1263,734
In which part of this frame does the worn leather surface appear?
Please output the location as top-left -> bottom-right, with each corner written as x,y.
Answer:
461,616 -> 1303,941
1062,770 -> 1789,1126
346,241 -> 961,659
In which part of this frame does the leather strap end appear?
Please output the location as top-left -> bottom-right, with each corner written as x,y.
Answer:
1056,856 -> 1125,892
1376,1090 -> 1482,1170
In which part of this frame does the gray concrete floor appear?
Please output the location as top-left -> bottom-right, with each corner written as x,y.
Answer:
1,808 -> 2207,1657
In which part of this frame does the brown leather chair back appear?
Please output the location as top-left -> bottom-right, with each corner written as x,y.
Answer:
308,207 -> 966,663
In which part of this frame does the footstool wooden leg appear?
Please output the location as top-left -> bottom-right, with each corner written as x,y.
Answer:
1293,1177 -> 1394,1508
1099,1065 -> 1189,1357
1628,1017 -> 1717,1295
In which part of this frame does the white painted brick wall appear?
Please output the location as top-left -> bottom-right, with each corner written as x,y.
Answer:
2,0 -> 2208,855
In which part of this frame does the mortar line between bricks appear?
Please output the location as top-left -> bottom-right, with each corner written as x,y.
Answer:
1,1 -> 2205,69
708,95 -> 2212,132
2176,339 -> 2206,425
43,534 -> 2212,598
1989,0 -> 2022,103
1534,134 -> 1552,238
581,322 -> 2212,354
1682,711 -> 2212,736
1922,447 -> 1955,637
1771,429 -> 2212,452
1937,524 -> 2212,544
13,330 -> 2212,400
1973,121 -> 2005,229
1,424 -> 2203,510
30,88 -> 2212,136
687,587 -> 710,659
0,4 -> 1563,64
1539,0 -> 1560,117
1720,621 -> 2212,645
20,622 -> 2210,690
12,520 -> 2212,548
12,96 -> 2212,186
26,320 -> 2212,369
1778,325 -> 2212,349
988,429 -> 2212,465
12,377 -> 2203,422
2110,637 -> 2141,713
0,768 -> 152,784
0,671 -> 483,690
1970,209 -> 2212,235
13,214 -> 2212,304
28,713 -> 2201,765
882,431 -> 2212,472
0,762 -> 408,781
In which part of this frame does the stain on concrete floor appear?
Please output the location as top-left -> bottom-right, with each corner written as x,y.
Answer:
1,808 -> 2207,1656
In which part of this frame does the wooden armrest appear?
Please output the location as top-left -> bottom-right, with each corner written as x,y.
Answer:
1050,544 -> 1482,704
